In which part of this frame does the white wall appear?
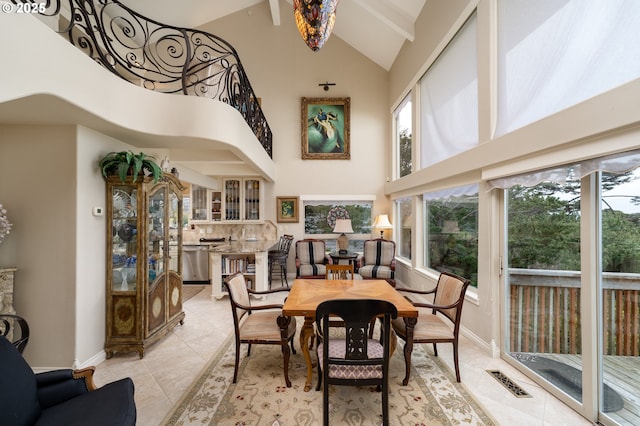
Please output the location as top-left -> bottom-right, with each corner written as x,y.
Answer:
202,1 -> 392,233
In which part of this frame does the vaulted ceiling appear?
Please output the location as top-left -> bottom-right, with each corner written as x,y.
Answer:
118,0 -> 426,71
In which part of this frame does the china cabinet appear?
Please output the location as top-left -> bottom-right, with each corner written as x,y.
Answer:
104,173 -> 185,358
222,178 -> 263,222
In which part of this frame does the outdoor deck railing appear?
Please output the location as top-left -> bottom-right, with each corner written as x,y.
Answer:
11,0 -> 272,157
509,269 -> 640,356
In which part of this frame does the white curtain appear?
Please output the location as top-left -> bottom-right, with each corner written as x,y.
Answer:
488,149 -> 640,189
497,0 -> 640,136
423,183 -> 479,200
420,13 -> 478,168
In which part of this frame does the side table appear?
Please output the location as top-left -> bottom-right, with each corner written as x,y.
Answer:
329,251 -> 358,267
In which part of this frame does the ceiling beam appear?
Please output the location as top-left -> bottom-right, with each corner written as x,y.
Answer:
269,0 -> 281,26
351,0 -> 414,42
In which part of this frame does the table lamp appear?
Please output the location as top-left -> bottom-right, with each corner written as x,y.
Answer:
333,219 -> 353,254
373,214 -> 393,238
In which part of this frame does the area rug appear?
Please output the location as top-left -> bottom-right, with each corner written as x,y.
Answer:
162,333 -> 495,426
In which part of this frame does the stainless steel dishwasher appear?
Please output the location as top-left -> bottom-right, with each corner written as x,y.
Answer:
182,245 -> 210,283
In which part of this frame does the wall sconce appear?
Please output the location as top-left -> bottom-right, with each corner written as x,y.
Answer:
319,81 -> 336,91
373,214 -> 393,239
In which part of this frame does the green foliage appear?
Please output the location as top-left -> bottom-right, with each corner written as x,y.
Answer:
426,197 -> 478,286
399,128 -> 412,177
508,172 -> 640,273
99,151 -> 162,183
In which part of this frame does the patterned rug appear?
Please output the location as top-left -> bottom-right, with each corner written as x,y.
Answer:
162,331 -> 495,426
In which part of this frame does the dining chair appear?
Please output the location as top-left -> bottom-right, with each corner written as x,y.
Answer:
315,299 -> 398,426
392,271 -> 471,383
224,272 -> 297,387
325,263 -> 355,280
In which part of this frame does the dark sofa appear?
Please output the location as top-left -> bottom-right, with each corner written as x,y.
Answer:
0,336 -> 136,425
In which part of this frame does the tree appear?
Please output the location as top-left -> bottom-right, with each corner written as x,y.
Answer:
399,128 -> 412,177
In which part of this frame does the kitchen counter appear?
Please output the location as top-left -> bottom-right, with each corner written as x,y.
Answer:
208,239 -> 278,253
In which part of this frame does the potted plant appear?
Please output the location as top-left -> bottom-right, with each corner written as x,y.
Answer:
99,151 -> 162,183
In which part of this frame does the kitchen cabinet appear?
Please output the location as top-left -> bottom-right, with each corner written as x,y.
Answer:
210,190 -> 222,222
190,184 -> 209,222
105,173 -> 185,358
222,178 -> 263,222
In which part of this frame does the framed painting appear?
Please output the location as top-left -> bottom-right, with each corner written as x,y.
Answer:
301,97 -> 350,159
276,196 -> 299,223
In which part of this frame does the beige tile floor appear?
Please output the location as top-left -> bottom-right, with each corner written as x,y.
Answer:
93,284 -> 591,426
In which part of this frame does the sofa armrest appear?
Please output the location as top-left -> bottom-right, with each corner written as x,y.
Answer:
36,366 -> 96,409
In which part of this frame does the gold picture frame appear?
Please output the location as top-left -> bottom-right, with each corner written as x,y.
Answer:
276,196 -> 299,223
301,97 -> 350,160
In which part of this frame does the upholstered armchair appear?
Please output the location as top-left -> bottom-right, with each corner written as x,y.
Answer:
0,335 -> 136,425
357,238 -> 396,286
295,238 -> 330,279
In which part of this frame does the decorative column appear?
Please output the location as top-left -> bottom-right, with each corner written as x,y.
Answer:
0,268 -> 17,315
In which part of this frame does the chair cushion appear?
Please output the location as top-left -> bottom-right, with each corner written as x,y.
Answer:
298,264 -> 326,277
297,241 -> 326,265
0,336 -> 41,426
392,312 -> 454,342
358,265 -> 394,279
363,240 -> 395,266
318,339 -> 383,379
34,378 -> 136,426
239,311 -> 297,341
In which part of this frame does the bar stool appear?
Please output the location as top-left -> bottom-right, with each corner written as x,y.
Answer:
268,234 -> 294,289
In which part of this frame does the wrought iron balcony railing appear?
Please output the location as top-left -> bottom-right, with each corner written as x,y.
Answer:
11,0 -> 272,158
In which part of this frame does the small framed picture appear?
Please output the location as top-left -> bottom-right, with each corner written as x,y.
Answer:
301,97 -> 350,160
276,196 -> 299,223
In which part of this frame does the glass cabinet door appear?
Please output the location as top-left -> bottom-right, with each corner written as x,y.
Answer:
111,185 -> 138,292
244,179 -> 261,220
190,184 -> 208,221
224,179 -> 241,221
168,190 -> 181,272
148,186 -> 165,283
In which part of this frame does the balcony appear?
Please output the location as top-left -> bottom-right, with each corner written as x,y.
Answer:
508,269 -> 640,423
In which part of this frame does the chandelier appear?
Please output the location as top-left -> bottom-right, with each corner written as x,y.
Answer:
293,0 -> 340,51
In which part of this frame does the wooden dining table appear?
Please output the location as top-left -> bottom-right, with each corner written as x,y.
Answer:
281,278 -> 418,392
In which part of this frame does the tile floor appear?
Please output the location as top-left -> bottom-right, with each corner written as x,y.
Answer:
93,284 -> 592,425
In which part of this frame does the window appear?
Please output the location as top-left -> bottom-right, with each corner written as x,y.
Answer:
420,12 -> 478,168
497,0 -> 640,135
424,185 -> 478,287
303,199 -> 372,252
395,94 -> 412,178
395,198 -> 412,259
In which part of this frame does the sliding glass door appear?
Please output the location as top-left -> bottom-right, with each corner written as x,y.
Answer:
599,168 -> 640,425
501,152 -> 640,425
505,177 -> 584,407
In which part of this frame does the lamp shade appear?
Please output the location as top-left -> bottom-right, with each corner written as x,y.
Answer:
293,0 -> 339,51
332,219 -> 353,234
373,214 -> 392,238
